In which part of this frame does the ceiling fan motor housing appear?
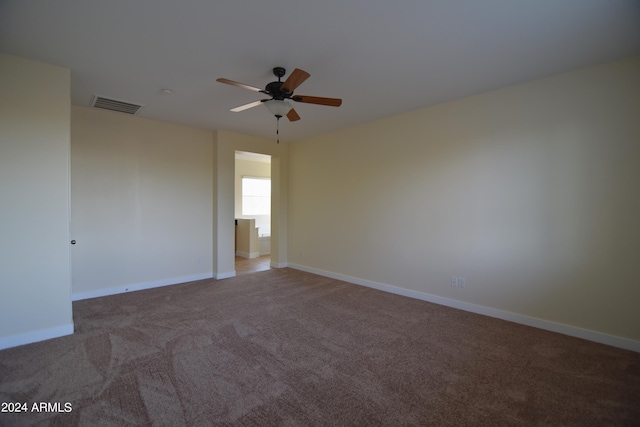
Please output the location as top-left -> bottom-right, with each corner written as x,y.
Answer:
266,81 -> 287,100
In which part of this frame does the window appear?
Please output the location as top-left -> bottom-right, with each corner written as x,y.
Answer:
242,177 -> 271,216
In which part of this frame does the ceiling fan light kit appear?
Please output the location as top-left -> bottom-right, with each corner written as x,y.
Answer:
217,67 -> 342,143
264,99 -> 293,118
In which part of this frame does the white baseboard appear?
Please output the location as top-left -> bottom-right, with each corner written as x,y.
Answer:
236,251 -> 260,259
72,272 -> 213,301
0,323 -> 74,351
270,261 -> 288,268
215,271 -> 236,280
287,263 -> 640,353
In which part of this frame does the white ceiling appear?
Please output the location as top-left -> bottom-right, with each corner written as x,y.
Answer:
1,1 -> 639,142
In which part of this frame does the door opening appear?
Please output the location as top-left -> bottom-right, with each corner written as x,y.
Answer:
234,151 -> 272,275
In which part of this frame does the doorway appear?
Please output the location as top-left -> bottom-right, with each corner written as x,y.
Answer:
234,151 -> 272,274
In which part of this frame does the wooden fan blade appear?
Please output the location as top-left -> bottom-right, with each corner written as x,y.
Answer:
292,95 -> 342,107
230,100 -> 265,112
287,108 -> 301,122
280,68 -> 310,94
217,78 -> 266,93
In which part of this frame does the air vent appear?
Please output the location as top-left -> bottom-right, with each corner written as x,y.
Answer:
91,95 -> 144,115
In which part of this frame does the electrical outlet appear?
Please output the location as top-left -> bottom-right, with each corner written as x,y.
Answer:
451,276 -> 458,287
300,250 -> 305,258
458,277 -> 466,288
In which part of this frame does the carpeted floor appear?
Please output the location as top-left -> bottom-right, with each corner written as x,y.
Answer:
1,268 -> 639,426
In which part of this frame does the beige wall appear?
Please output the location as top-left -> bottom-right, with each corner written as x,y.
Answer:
235,218 -> 259,258
0,54 -> 73,349
71,106 -> 214,298
288,57 -> 640,344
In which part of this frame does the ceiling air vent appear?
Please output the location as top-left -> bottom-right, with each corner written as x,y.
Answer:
91,95 -> 144,115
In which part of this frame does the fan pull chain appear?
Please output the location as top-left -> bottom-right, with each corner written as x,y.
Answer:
276,115 -> 281,144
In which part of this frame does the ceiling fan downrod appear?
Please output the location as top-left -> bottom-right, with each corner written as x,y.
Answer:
272,67 -> 286,81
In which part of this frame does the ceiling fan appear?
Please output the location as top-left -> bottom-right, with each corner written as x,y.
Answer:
217,67 -> 342,139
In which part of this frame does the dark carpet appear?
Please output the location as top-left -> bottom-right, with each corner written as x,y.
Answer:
1,268 -> 639,426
